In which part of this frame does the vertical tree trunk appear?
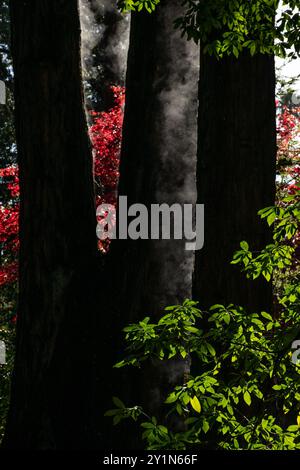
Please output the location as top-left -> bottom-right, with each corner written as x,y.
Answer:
3,0 -> 98,449
101,0 -> 199,448
193,52 -> 276,313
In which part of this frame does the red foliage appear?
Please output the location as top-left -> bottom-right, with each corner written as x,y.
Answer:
0,204 -> 19,253
0,261 -> 18,286
0,87 -> 125,284
0,165 -> 19,286
90,86 -> 124,204
1,92 -> 300,287
276,101 -> 300,271
277,105 -> 297,144
89,86 -> 125,252
276,103 -> 300,195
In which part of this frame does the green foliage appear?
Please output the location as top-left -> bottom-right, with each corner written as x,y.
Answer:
114,299 -> 202,368
107,200 -> 300,450
104,396 -> 143,425
232,197 -> 300,283
118,0 -> 159,14
118,0 -> 300,58
0,283 -> 16,441
176,0 -> 300,58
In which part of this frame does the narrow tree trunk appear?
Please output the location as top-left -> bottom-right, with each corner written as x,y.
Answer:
3,0 -> 98,449
101,0 -> 199,448
193,52 -> 276,313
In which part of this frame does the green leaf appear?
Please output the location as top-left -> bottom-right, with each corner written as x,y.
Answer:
263,271 -> 271,282
165,393 -> 177,404
114,360 -> 126,368
141,422 -> 155,429
243,391 -> 251,406
207,343 -> 216,356
176,402 -> 183,415
158,425 -> 168,434
267,212 -> 276,226
202,420 -> 210,434
112,396 -> 125,409
210,304 -> 225,310
190,396 -> 201,413
182,393 -> 191,405
287,425 -> 299,432
180,350 -> 188,359
250,43 -> 256,56
240,241 -> 249,250
113,415 -> 122,426
104,409 -> 119,417
233,46 -> 239,58
261,311 -> 273,321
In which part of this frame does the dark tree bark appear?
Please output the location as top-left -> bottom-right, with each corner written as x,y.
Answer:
101,0 -> 199,448
3,0 -> 99,449
193,52 -> 276,313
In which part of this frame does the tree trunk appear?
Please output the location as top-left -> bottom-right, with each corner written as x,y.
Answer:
193,52 -> 276,313
101,0 -> 199,448
3,0 -> 99,449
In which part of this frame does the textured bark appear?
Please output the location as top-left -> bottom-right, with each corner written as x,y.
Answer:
117,0 -> 198,333
3,0 -> 98,449
193,52 -> 276,313
101,0 -> 199,448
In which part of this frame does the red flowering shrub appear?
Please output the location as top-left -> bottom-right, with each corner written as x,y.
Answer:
277,105 -> 298,143
276,101 -> 300,273
90,86 -> 125,205
89,86 -> 125,252
0,86 -> 125,282
0,262 -> 18,288
277,103 -> 300,195
0,165 -> 19,287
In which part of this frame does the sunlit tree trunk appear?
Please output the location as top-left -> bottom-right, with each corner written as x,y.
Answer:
101,0 -> 199,448
80,0 -> 130,111
3,0 -> 98,449
193,52 -> 276,313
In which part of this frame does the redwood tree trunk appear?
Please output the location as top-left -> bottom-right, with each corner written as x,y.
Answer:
101,0 -> 199,448
3,0 -> 98,449
193,52 -> 276,313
